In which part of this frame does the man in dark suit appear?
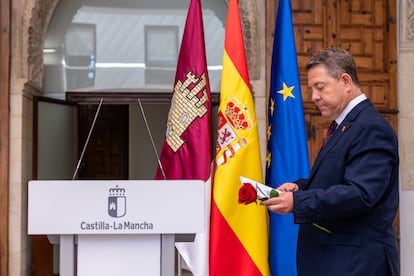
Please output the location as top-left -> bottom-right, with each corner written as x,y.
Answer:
261,47 -> 399,276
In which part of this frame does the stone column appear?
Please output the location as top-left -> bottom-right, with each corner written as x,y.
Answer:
398,1 -> 414,275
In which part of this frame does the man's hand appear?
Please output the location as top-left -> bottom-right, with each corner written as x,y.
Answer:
260,182 -> 298,214
277,182 -> 299,192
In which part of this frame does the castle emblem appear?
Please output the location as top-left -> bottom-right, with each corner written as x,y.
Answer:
216,98 -> 252,166
166,71 -> 209,152
108,185 -> 126,218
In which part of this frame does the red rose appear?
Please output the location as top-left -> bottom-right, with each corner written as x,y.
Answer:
238,183 -> 257,204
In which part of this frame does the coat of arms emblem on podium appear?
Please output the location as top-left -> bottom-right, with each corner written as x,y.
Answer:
108,185 -> 126,218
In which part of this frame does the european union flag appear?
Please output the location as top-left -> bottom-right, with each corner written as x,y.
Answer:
265,0 -> 310,275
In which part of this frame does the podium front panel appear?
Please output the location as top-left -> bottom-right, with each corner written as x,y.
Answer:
77,234 -> 161,276
28,180 -> 205,235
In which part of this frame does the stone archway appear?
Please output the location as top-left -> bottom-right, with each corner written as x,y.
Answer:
18,0 -> 58,88
8,0 -> 59,274
23,0 -> 260,89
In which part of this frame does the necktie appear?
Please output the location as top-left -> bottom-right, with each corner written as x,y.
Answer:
325,120 -> 338,144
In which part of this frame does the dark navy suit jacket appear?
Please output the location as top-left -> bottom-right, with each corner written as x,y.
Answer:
293,99 -> 399,276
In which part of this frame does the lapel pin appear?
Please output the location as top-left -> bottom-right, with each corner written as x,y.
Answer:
341,126 -> 347,132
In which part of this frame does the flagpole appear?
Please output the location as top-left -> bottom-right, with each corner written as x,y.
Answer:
72,97 -> 104,180
137,98 -> 166,180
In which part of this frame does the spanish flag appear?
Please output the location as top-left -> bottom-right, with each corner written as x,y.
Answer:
209,0 -> 270,275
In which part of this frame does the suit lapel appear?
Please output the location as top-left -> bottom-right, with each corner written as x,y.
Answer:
303,99 -> 372,190
306,127 -> 346,185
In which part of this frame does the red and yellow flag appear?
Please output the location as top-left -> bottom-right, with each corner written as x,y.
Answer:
209,0 -> 270,275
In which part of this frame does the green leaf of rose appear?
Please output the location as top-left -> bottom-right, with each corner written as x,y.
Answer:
270,189 -> 279,198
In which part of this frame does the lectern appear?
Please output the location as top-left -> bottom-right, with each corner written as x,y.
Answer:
28,180 -> 206,276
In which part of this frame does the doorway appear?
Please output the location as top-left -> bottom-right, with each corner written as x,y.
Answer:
77,104 -> 129,180
32,93 -> 172,275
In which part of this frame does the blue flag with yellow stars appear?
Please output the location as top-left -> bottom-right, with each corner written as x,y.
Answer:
265,0 -> 310,275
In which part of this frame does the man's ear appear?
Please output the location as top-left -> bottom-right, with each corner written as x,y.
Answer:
341,73 -> 353,88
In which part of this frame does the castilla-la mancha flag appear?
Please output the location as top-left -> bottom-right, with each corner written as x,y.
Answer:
155,0 -> 212,275
155,0 -> 212,183
209,0 -> 270,275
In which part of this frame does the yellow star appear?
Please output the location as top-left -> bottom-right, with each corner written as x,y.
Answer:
269,98 -> 275,116
277,82 -> 295,101
266,151 -> 272,168
267,124 -> 272,140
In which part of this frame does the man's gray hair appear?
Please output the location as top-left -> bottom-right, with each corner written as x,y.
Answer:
306,47 -> 360,87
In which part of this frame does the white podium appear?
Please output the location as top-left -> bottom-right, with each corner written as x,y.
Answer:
28,180 -> 206,276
